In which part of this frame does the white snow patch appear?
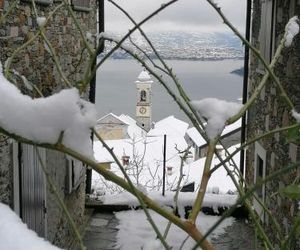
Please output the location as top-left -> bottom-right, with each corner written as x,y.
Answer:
148,115 -> 189,137
36,17 -> 46,27
190,98 -> 242,139
11,70 -> 33,91
142,239 -> 163,250
285,16 -> 299,47
292,109 -> 300,122
0,202 -> 61,250
102,191 -> 237,210
0,70 -> 97,157
137,70 -> 151,81
115,209 -> 234,250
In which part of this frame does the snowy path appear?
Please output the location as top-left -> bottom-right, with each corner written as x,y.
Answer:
83,209 -> 256,250
83,213 -> 119,250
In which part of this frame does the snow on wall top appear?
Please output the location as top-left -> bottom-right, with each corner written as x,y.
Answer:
0,68 -> 97,158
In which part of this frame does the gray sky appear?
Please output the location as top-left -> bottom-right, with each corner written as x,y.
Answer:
105,0 -> 246,33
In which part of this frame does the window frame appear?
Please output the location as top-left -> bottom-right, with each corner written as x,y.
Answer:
253,142 -> 267,222
71,0 -> 91,12
257,0 -> 276,74
21,0 -> 53,6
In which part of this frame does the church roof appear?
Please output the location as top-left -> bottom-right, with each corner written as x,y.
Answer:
137,70 -> 151,82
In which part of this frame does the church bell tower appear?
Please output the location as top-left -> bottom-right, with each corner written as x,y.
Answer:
135,70 -> 152,132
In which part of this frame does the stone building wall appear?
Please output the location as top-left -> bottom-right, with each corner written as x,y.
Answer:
0,0 -> 98,248
246,0 -> 300,248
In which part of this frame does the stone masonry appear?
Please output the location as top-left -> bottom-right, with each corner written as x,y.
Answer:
0,0 -> 98,248
246,0 -> 300,248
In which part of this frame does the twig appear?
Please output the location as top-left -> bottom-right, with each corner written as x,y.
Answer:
206,0 -> 294,122
30,0 -> 72,88
210,123 -> 300,173
191,161 -> 300,250
163,146 -> 191,239
189,138 -> 218,223
0,0 -> 19,25
62,0 -> 94,55
4,3 -> 65,78
93,0 -> 179,78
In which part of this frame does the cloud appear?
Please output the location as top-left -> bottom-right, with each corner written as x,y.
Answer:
105,0 -> 246,33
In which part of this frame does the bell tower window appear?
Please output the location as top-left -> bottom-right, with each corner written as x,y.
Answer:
140,90 -> 147,102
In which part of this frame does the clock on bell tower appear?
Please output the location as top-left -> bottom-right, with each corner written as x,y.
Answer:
135,69 -> 153,132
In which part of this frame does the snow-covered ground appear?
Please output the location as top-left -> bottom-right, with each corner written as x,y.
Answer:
115,209 -> 234,250
0,203 -> 61,250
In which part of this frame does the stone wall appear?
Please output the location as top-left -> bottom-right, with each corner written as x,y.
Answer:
46,149 -> 86,248
246,0 -> 300,248
0,0 -> 97,96
0,135 -> 12,206
0,0 -> 98,248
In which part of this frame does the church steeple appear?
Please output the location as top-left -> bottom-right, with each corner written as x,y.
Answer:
135,70 -> 152,132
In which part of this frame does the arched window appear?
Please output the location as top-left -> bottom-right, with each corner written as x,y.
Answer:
140,90 -> 147,102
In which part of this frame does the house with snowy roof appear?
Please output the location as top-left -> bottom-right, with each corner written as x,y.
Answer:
245,1 -> 299,248
0,0 -> 101,248
186,119 -> 241,160
95,113 -> 145,140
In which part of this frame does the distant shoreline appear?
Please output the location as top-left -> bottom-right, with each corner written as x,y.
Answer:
98,55 -> 244,62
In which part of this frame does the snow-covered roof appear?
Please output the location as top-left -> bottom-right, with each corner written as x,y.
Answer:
96,113 -> 128,125
222,118 -> 241,135
137,70 -> 151,82
118,114 -> 145,139
148,116 -> 189,137
186,127 -> 206,147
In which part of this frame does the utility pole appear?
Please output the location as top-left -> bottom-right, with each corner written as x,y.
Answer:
162,134 -> 166,196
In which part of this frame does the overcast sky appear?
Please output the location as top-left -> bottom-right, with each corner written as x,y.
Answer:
105,0 -> 246,34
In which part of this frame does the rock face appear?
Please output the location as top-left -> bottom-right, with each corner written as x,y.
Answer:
0,0 -> 98,248
246,1 -> 300,248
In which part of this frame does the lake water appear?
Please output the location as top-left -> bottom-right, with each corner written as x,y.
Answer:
95,59 -> 243,123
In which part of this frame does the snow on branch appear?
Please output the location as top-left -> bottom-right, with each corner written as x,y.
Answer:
292,109 -> 300,122
190,98 -> 242,139
0,202 -> 61,250
37,16 -> 46,27
0,68 -> 97,157
285,16 -> 299,47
